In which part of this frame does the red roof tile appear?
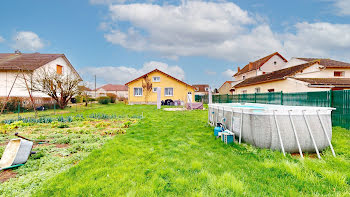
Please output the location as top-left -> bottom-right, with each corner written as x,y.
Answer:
98,84 -> 128,91
293,78 -> 350,86
297,58 -> 350,68
0,53 -> 64,70
234,60 -> 319,88
234,52 -> 287,77
192,84 -> 209,92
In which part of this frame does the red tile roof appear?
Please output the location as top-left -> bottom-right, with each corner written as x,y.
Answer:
0,53 -> 64,70
98,84 -> 128,91
125,69 -> 194,88
192,84 -> 209,92
297,58 -> 350,68
234,52 -> 287,77
293,78 -> 350,86
234,60 -> 320,88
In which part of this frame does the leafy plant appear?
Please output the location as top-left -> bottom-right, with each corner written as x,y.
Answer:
97,96 -> 110,105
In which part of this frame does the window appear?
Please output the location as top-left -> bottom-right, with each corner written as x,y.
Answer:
273,61 -> 277,65
205,87 -> 209,91
134,87 -> 143,96
152,76 -> 160,82
243,76 -> 246,80
57,65 -> 63,75
164,88 -> 173,96
152,87 -> 159,92
242,90 -> 247,94
334,71 -> 344,77
268,89 -> 275,92
255,87 -> 260,93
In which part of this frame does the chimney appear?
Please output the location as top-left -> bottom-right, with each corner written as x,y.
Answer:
237,66 -> 240,72
248,62 -> 253,70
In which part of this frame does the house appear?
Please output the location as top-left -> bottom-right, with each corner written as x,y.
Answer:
0,52 -> 81,100
218,81 -> 234,95
125,69 -> 195,104
92,84 -> 128,99
192,84 -> 209,95
234,59 -> 350,94
233,52 -> 288,81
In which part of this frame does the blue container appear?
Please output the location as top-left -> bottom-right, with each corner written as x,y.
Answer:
222,132 -> 234,144
214,127 -> 222,136
214,123 -> 224,136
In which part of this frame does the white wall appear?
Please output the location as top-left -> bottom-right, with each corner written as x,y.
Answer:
259,55 -> 286,73
283,58 -> 308,68
235,78 -> 328,94
234,54 -> 286,81
0,57 -> 77,97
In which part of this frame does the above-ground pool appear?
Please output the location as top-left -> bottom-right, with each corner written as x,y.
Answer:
208,103 -> 336,158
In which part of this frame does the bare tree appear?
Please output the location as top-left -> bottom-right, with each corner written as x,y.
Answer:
29,68 -> 82,109
142,75 -> 152,103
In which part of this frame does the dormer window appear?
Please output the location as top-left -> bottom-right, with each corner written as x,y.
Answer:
152,76 -> 160,82
274,61 -> 277,65
205,87 -> 209,91
57,65 -> 63,75
334,71 -> 344,77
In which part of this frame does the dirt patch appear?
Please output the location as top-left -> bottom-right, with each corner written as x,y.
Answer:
291,152 -> 318,158
0,170 -> 17,183
33,143 -> 51,148
55,144 -> 70,148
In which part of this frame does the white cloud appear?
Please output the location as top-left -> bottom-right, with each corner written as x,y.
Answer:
0,36 -> 4,43
12,31 -> 45,52
100,1 -> 350,62
222,69 -> 236,78
282,22 -> 350,59
103,1 -> 272,61
81,61 -> 185,85
334,0 -> 350,15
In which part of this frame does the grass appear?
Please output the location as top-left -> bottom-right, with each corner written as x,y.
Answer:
0,103 -> 349,196
0,106 -> 139,196
26,104 -> 350,196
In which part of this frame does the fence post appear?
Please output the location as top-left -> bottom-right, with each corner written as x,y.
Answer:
254,93 -> 257,103
329,90 -> 333,107
280,91 -> 283,105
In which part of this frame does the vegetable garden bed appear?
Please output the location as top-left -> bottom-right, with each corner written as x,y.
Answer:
0,113 -> 139,196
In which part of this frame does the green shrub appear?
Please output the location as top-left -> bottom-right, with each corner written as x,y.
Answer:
97,96 -> 110,104
107,93 -> 117,103
75,96 -> 83,103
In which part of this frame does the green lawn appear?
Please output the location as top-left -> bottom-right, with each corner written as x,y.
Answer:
1,104 -> 350,196
31,104 -> 350,196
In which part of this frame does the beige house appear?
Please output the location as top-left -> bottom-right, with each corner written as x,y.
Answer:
234,59 -> 350,94
218,81 -> 234,95
87,84 -> 128,99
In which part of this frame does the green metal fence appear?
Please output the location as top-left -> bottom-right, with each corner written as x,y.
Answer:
198,90 -> 350,130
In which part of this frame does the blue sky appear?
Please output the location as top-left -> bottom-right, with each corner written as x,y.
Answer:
0,0 -> 350,88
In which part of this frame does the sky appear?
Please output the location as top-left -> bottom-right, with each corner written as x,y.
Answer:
0,0 -> 350,88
